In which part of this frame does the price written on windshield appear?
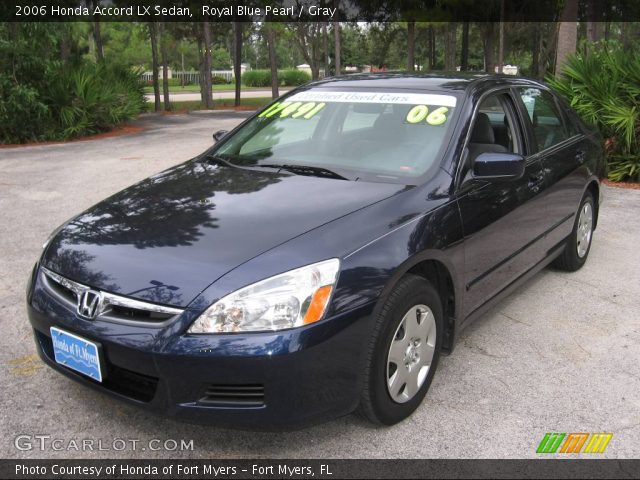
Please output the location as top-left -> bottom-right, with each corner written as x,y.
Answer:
258,102 -> 327,120
258,101 -> 450,125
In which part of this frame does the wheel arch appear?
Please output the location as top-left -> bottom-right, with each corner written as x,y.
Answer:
371,252 -> 461,355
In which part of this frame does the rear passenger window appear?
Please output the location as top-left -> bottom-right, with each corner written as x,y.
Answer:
518,88 -> 570,151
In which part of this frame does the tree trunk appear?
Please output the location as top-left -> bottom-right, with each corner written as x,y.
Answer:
445,22 -> 457,71
60,25 -> 71,63
233,22 -> 242,107
497,0 -> 505,74
310,63 -> 320,80
460,21 -> 469,71
531,23 -> 541,79
555,0 -> 578,75
149,22 -> 161,113
322,23 -> 329,77
586,0 -> 604,42
93,20 -> 104,62
333,23 -> 341,75
202,21 -> 214,109
429,26 -> 436,70
621,21 -> 633,51
87,1 -> 104,62
160,23 -> 171,111
266,27 -> 279,99
407,21 -> 415,71
197,35 -> 205,104
483,23 -> 496,73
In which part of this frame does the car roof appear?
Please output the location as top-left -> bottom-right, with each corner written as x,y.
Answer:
306,72 -> 545,95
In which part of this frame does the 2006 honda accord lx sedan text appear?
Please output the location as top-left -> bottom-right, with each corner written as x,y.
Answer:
27,74 -> 604,429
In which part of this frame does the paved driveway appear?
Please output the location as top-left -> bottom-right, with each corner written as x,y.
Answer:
1,113 -> 639,459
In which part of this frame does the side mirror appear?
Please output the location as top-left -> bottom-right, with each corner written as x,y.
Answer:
213,130 -> 229,143
473,152 -> 525,180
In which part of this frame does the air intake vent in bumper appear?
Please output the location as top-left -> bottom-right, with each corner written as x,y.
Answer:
198,385 -> 265,407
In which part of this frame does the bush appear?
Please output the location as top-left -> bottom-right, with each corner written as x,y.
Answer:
0,77 -> 50,143
241,69 -> 271,87
547,44 -> 640,182
212,75 -> 230,85
241,69 -> 311,88
44,62 -> 145,140
279,69 -> 311,86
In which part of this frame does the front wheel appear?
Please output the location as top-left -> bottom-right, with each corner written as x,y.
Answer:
553,191 -> 595,271
358,274 -> 443,425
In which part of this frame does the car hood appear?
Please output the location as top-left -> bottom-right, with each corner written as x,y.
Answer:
43,161 -> 404,307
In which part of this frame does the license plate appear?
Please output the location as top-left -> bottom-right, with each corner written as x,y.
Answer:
50,327 -> 103,382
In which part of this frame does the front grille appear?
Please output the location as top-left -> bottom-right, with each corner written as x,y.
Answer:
198,385 -> 265,407
35,330 -> 159,403
47,278 -> 76,304
40,267 -> 183,325
107,305 -> 175,322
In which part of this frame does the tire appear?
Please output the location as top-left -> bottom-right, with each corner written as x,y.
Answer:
358,274 -> 443,425
553,191 -> 595,272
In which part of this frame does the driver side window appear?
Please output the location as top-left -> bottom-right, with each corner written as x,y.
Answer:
461,92 -> 520,181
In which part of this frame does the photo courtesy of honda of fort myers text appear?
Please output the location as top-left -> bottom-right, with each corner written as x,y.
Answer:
2,0 -> 640,479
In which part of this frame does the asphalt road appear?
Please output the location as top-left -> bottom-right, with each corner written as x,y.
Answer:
1,112 -> 639,459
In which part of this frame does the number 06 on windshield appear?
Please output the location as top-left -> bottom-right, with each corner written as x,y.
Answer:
406,106 -> 449,126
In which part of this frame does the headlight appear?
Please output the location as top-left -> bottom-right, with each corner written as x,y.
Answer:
188,259 -> 340,334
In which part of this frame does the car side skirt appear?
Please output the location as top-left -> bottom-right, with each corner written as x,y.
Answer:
455,238 -> 566,340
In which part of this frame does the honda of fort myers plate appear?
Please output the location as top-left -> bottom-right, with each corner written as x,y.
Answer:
27,73 -> 604,429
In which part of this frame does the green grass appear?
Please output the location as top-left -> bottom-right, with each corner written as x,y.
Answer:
143,84 -> 272,94
154,97 -> 272,112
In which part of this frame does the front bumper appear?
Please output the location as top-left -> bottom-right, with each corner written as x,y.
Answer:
27,268 -> 375,430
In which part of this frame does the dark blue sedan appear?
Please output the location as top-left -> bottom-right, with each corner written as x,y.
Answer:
27,74 -> 604,429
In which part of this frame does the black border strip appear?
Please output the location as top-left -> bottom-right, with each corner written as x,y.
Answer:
3,0 -> 640,22
2,459 -> 640,479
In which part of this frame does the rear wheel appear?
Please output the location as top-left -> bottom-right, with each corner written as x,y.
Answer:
358,274 -> 443,425
553,191 -> 595,271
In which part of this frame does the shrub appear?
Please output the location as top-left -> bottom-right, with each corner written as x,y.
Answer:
45,62 -> 145,140
241,69 -> 271,87
547,43 -> 640,182
0,76 -> 50,143
1,61 -> 145,144
279,69 -> 311,86
212,75 -> 230,85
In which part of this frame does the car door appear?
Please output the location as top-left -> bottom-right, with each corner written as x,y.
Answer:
515,87 -> 591,250
456,89 -> 549,320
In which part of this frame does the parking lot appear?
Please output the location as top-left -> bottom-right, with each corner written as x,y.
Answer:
1,112 -> 639,459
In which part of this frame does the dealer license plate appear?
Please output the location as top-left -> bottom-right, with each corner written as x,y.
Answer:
50,327 -> 103,382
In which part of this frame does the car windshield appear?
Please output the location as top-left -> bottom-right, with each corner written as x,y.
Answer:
213,89 -> 459,183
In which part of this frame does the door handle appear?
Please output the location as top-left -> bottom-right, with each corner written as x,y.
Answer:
528,174 -> 544,193
575,149 -> 586,163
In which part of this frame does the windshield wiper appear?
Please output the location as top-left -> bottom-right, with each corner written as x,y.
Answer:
205,154 -> 236,168
258,164 -> 348,181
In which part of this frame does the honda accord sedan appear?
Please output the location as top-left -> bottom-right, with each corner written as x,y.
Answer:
27,74 -> 604,429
